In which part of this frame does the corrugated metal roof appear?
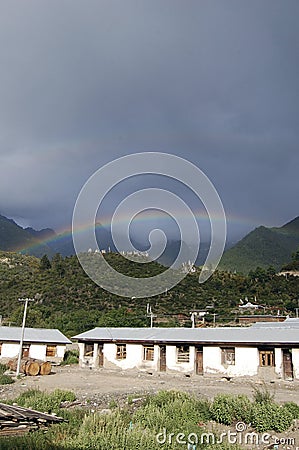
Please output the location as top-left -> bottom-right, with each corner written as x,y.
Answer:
252,318 -> 299,328
0,327 -> 71,344
72,326 -> 299,345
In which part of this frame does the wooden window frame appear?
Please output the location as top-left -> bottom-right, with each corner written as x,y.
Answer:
143,345 -> 154,361
177,345 -> 190,363
46,345 -> 57,357
116,344 -> 127,360
259,349 -> 275,367
221,347 -> 235,365
84,343 -> 94,357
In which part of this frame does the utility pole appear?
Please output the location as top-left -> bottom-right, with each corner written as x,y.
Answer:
146,304 -> 156,328
190,312 -> 196,328
16,298 -> 34,376
212,313 -> 217,327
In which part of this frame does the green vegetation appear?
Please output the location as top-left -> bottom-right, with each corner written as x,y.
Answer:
252,383 -> 274,404
60,350 -> 79,366
0,363 -> 14,385
281,248 -> 299,271
1,389 -> 298,449
0,214 -> 52,257
220,217 -> 299,273
7,389 -> 76,413
0,250 -> 298,337
210,394 -> 252,425
0,374 -> 14,385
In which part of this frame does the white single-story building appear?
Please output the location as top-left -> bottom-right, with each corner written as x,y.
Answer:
0,327 -> 71,363
73,318 -> 299,380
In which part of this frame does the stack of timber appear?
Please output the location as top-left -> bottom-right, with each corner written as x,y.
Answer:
7,358 -> 52,376
0,403 -> 65,436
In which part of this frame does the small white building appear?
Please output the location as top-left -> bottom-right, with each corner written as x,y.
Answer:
0,327 -> 71,363
73,318 -> 299,381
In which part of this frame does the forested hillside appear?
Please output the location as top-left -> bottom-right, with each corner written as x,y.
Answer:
0,251 -> 298,337
220,216 -> 299,273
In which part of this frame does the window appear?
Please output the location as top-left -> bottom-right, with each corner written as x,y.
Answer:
46,345 -> 57,357
84,343 -> 94,357
259,349 -> 275,367
221,348 -> 235,365
0,343 -> 2,356
116,344 -> 127,360
177,345 -> 190,363
143,345 -> 154,361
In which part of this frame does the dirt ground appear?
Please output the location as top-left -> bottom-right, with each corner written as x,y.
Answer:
1,367 -> 299,449
1,365 -> 299,406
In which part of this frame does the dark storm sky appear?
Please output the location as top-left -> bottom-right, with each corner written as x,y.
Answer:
0,0 -> 298,240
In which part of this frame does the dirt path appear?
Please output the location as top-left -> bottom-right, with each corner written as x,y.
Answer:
1,366 -> 299,406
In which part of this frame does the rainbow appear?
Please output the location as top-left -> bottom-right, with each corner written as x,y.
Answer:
14,209 -> 261,256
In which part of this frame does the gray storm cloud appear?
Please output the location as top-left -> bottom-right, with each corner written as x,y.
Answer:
0,0 -> 298,234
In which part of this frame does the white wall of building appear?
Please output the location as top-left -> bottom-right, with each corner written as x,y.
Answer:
292,349 -> 299,379
274,348 -> 283,377
137,344 -> 158,371
78,342 -> 86,367
78,340 -> 299,380
104,343 -> 160,371
29,344 -> 46,360
104,343 -> 144,370
165,345 -> 195,373
234,347 -> 259,376
1,343 -> 20,358
0,343 -> 66,362
56,345 -> 66,359
203,346 -> 221,374
203,346 -> 259,377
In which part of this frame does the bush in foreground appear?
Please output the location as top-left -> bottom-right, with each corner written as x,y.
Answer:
0,389 -> 298,449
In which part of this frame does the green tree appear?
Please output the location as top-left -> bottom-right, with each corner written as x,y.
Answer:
292,249 -> 299,261
40,254 -> 51,271
51,253 -> 65,277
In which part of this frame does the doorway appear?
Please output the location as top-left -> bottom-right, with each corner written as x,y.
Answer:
98,345 -> 104,367
195,347 -> 203,375
282,349 -> 293,380
159,345 -> 166,371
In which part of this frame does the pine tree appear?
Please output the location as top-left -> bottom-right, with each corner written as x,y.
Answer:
40,254 -> 51,271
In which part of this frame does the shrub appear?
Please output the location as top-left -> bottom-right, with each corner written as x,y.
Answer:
231,395 -> 252,423
252,384 -> 274,404
284,401 -> 299,419
0,374 -> 14,385
250,401 -> 293,432
145,390 -> 191,407
210,394 -> 251,425
0,363 -> 8,375
61,349 -> 79,366
135,390 -> 212,434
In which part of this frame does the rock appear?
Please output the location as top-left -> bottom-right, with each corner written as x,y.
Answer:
99,408 -> 112,415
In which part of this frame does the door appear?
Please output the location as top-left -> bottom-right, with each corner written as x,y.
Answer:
195,347 -> 203,375
283,350 -> 293,380
98,345 -> 104,367
159,345 -> 166,371
22,346 -> 30,358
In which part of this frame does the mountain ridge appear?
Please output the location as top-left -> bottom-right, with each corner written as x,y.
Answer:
1,212 -> 299,273
220,216 -> 299,273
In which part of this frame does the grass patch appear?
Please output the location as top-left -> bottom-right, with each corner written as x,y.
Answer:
0,389 -> 298,449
